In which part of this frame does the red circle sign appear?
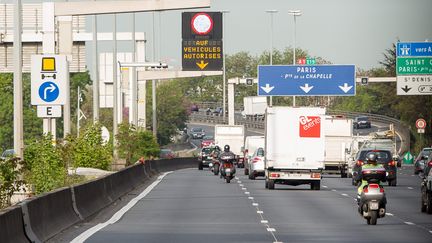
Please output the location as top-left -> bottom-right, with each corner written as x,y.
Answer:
191,13 -> 213,35
416,118 -> 426,129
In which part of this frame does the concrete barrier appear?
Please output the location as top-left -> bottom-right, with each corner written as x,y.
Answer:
20,187 -> 81,243
0,206 -> 30,243
73,177 -> 112,220
154,157 -> 198,172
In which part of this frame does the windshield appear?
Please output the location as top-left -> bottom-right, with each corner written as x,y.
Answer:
202,148 -> 213,154
357,117 -> 368,121
203,136 -> 213,140
358,150 -> 392,163
256,148 -> 265,157
192,128 -> 203,132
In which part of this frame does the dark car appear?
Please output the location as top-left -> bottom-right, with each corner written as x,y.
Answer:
352,149 -> 397,186
421,167 -> 432,214
353,116 -> 371,129
190,127 -> 205,139
212,107 -> 224,116
198,146 -> 215,170
159,149 -> 176,159
414,148 -> 432,175
0,149 -> 15,160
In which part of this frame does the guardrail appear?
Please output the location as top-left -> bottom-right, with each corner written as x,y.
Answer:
189,109 -> 411,154
0,157 -> 198,243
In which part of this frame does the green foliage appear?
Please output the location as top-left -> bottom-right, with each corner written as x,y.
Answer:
72,123 -> 112,170
117,122 -> 160,166
0,157 -> 25,208
23,135 -> 66,194
146,80 -> 190,145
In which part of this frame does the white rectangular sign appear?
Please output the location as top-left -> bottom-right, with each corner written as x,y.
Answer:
37,105 -> 62,118
31,55 -> 68,105
397,75 -> 432,95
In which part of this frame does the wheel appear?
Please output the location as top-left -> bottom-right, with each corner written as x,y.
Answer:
341,172 -> 347,178
214,165 -> 219,175
265,180 -> 268,188
415,170 -> 419,175
244,167 -> 249,175
226,177 -> 231,183
369,211 -> 378,225
311,181 -> 321,190
249,172 -> 255,180
198,163 -> 203,170
268,180 -> 275,190
427,192 -> 432,214
348,173 -> 353,178
421,191 -> 427,212
366,218 -> 371,225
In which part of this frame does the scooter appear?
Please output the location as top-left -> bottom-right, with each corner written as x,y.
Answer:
219,154 -> 236,183
358,168 -> 387,225
211,158 -> 220,176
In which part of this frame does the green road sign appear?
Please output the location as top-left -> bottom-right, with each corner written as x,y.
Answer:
403,151 -> 414,164
397,57 -> 432,75
306,58 -> 316,65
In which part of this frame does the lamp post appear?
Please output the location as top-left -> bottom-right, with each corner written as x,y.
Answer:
288,10 -> 302,107
221,10 -> 229,119
265,10 -> 278,107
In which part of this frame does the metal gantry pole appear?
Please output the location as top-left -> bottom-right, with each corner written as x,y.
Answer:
266,10 -> 277,107
77,86 -> 81,137
221,10 -> 229,119
113,14 -> 118,158
93,14 -> 99,121
289,10 -> 302,107
13,0 -> 24,158
130,13 -> 138,126
152,12 -> 157,137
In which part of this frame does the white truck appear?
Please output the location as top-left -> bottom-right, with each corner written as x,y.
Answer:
242,96 -> 267,117
265,107 -> 326,190
243,136 -> 265,175
214,125 -> 245,167
324,117 -> 354,178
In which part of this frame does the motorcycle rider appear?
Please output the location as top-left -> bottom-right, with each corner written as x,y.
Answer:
357,152 -> 386,212
219,145 -> 236,176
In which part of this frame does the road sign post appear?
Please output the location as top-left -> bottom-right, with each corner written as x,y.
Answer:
257,65 -> 356,96
396,42 -> 432,95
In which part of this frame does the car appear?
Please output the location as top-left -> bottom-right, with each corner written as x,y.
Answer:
200,135 -> 214,148
352,149 -> 397,186
212,107 -> 224,116
189,127 -> 205,139
0,149 -> 15,160
159,149 -> 176,159
198,146 -> 216,170
248,147 -> 265,180
353,116 -> 371,129
421,167 -> 432,214
414,148 -> 432,174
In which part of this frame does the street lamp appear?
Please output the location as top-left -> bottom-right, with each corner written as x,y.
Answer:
288,10 -> 302,106
266,10 -> 278,107
221,10 -> 229,119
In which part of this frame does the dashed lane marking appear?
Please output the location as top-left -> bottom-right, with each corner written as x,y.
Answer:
407,187 -> 413,190
331,189 -> 337,192
252,203 -> 259,206
341,193 -> 349,197
267,228 -> 276,232
257,210 -> 264,214
242,188 -> 247,190
386,213 -> 394,216
261,220 -> 269,224
245,192 -> 250,195
248,197 -> 254,200
405,222 -> 415,225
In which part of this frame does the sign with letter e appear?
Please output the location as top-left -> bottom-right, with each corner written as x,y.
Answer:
31,55 -> 68,105
299,116 -> 321,138
37,105 -> 62,118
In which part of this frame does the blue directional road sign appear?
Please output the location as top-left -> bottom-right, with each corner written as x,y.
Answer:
397,42 -> 432,57
38,82 -> 59,102
257,65 -> 356,96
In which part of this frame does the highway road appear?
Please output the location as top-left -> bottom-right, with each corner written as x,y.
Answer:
75,166 -> 431,243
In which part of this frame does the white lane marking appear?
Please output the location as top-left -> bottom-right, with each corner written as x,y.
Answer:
341,193 -> 349,197
71,171 -> 172,243
386,213 -> 394,216
331,189 -> 337,192
239,184 -> 244,187
323,185 -> 328,188
429,231 -> 432,234
248,197 -> 254,200
407,187 -> 413,190
261,220 -> 269,224
267,228 -> 276,232
257,210 -> 264,214
242,188 -> 247,190
411,175 -> 415,177
274,242 -> 283,243
245,191 -> 250,195
237,181 -> 242,183
405,222 -> 415,225
252,203 -> 259,206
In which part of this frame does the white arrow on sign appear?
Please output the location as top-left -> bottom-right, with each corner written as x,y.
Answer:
338,83 -> 353,93
44,83 -> 56,100
260,83 -> 275,94
300,83 -> 313,93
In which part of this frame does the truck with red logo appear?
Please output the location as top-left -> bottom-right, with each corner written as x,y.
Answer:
265,107 -> 326,190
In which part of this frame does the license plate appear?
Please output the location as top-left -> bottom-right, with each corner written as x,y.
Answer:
225,168 -> 231,172
369,202 -> 379,210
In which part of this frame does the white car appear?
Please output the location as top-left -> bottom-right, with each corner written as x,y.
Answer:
248,147 -> 265,180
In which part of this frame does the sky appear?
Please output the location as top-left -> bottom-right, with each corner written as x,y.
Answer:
9,0 -> 432,71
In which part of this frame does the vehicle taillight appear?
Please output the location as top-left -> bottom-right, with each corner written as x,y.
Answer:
224,163 -> 232,168
369,184 -> 379,189
363,187 -> 368,193
356,160 -> 364,166
311,173 -> 321,178
428,161 -> 432,167
388,160 -> 396,167
270,173 -> 280,178
252,158 -> 261,163
380,188 -> 385,193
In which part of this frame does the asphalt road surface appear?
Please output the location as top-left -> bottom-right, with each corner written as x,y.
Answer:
79,165 -> 431,243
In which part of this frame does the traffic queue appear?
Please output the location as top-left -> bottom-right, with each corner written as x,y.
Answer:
194,106 -> 432,226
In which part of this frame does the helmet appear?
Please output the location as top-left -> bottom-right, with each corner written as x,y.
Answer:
366,152 -> 378,163
214,145 -> 220,151
224,145 -> 230,152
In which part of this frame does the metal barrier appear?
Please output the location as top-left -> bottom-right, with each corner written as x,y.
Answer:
189,109 -> 411,154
